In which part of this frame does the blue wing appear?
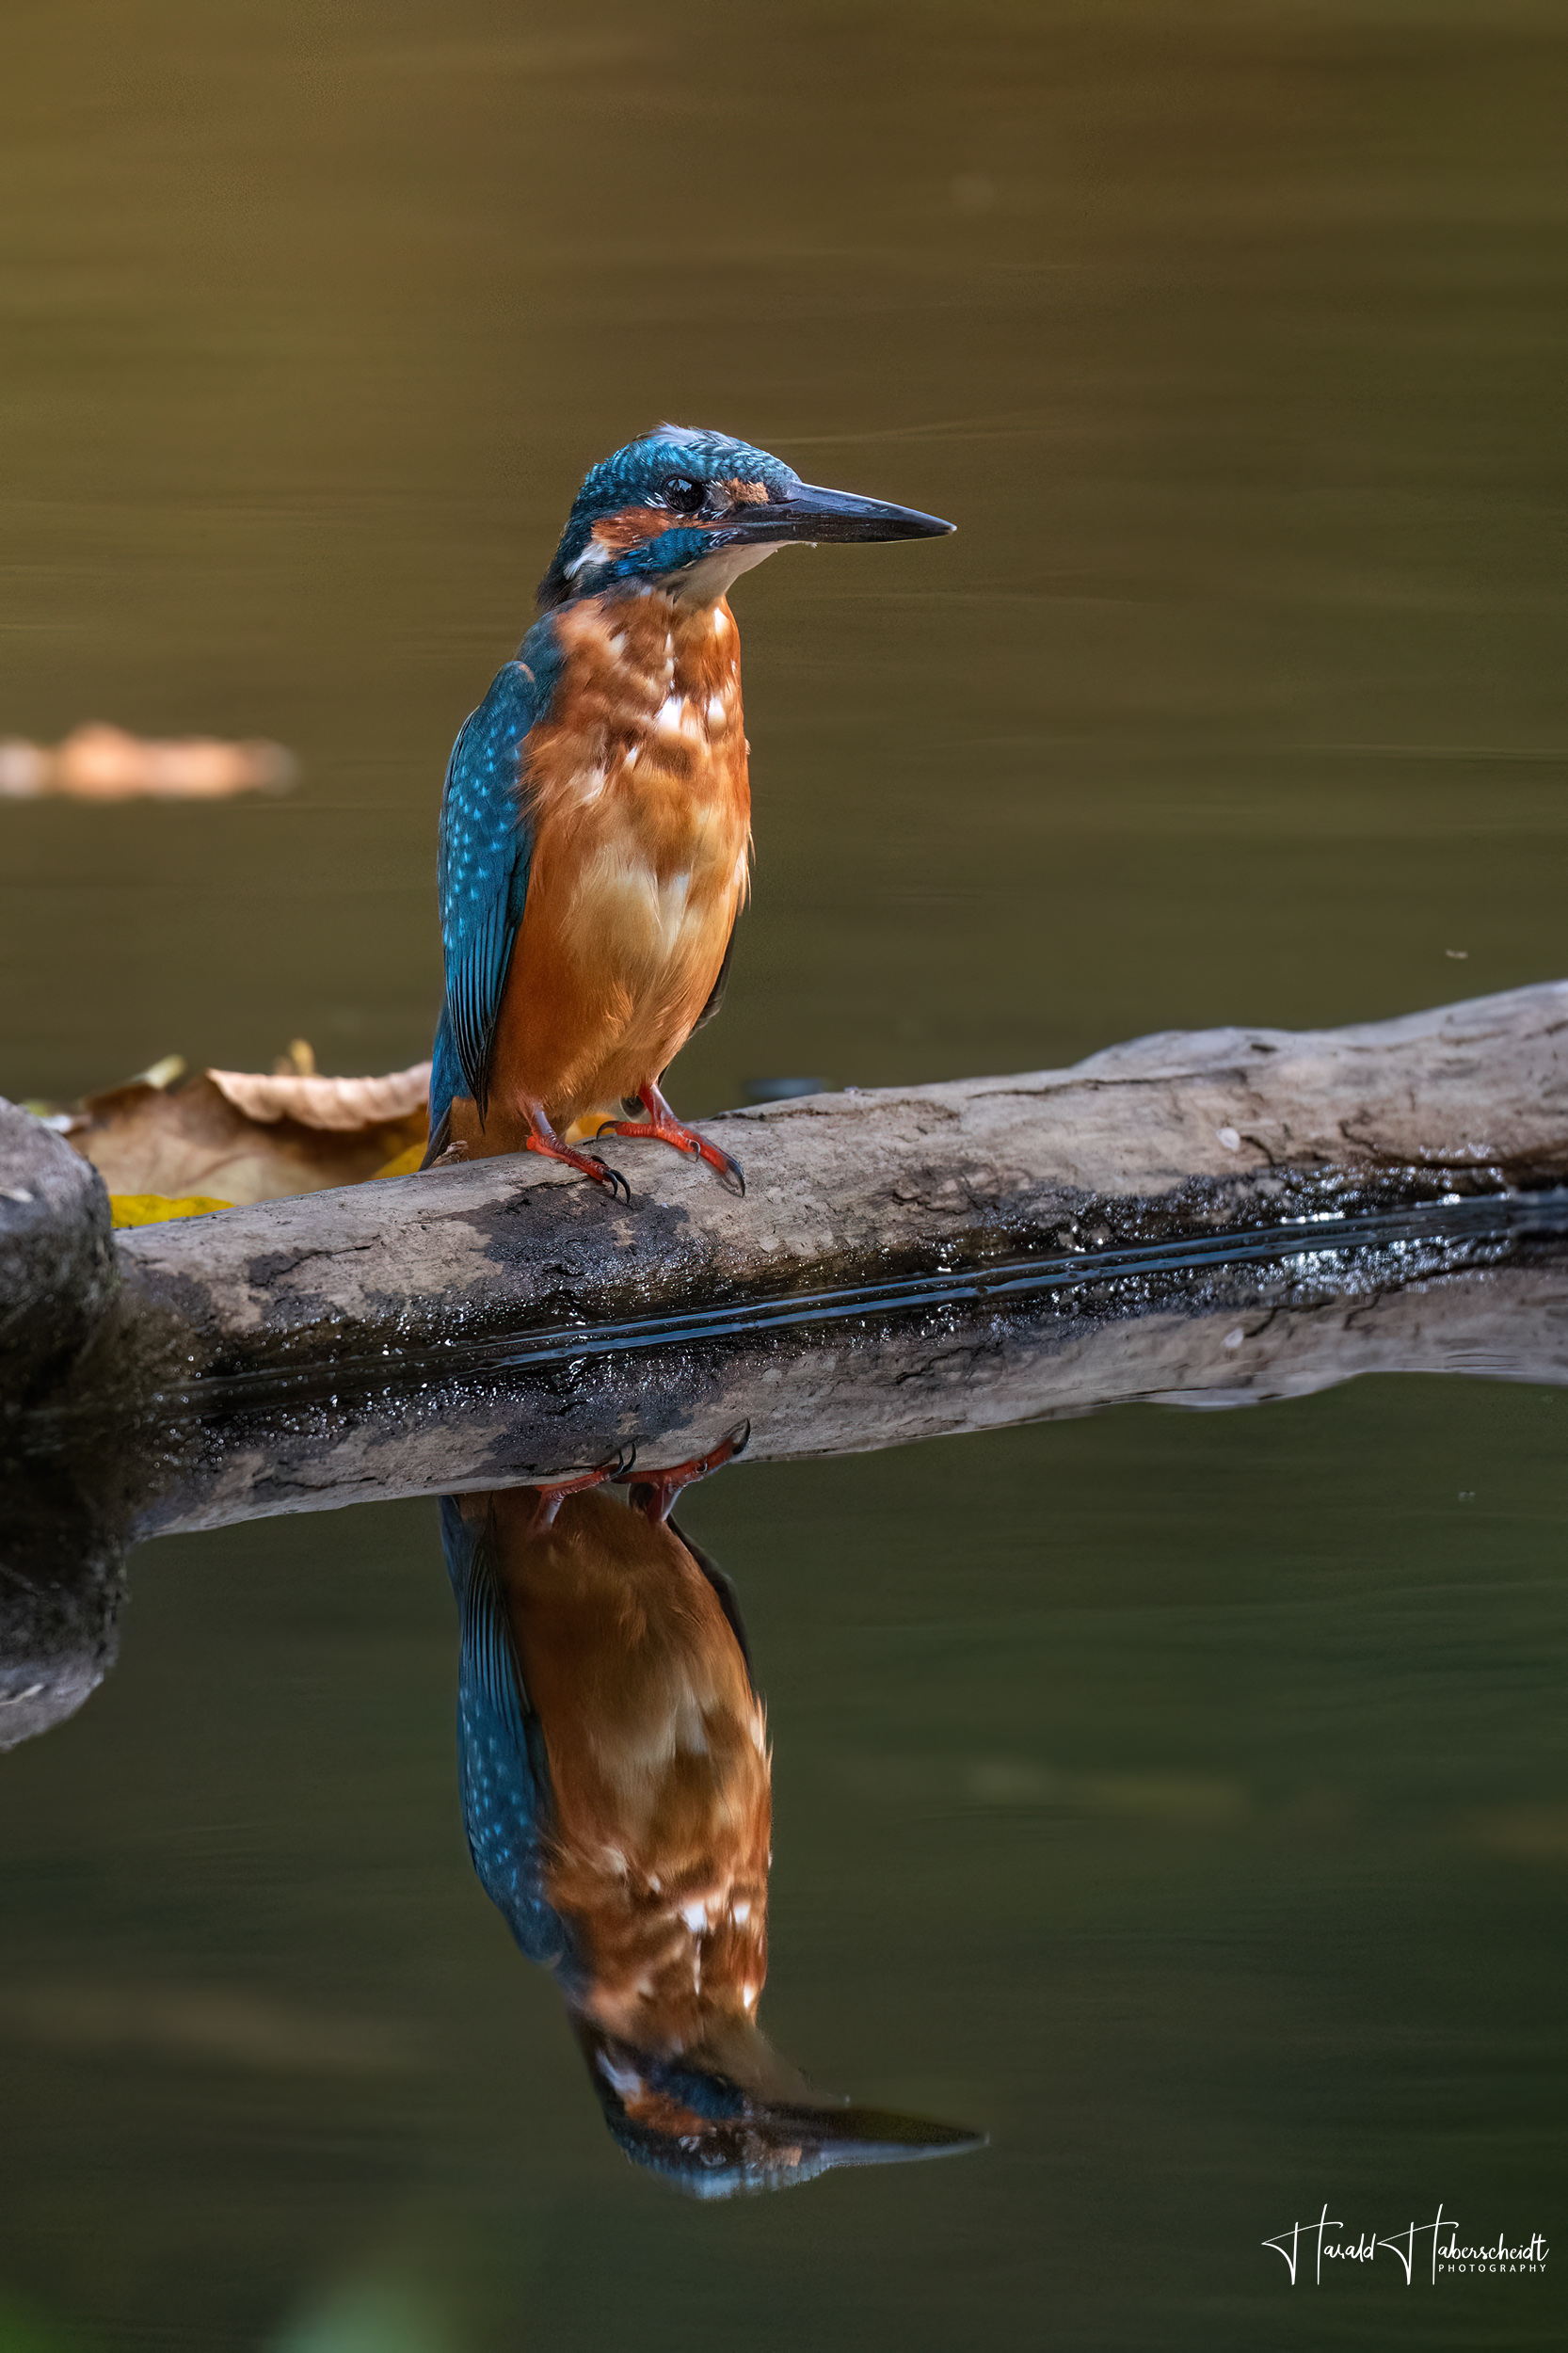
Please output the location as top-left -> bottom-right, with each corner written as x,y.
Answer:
440,1496 -> 570,1972
429,632 -> 560,1148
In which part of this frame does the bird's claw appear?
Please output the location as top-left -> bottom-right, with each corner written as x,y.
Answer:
596,1116 -> 745,1197
526,1443 -> 637,1532
586,1154 -> 632,1206
524,1129 -> 631,1204
706,1144 -> 745,1198
618,1419 -> 750,1523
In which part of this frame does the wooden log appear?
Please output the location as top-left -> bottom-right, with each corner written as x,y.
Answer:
100,978 -> 1568,1401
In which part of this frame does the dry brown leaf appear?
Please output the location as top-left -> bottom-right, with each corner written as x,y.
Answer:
206,1064 -> 429,1132
63,1054 -> 430,1206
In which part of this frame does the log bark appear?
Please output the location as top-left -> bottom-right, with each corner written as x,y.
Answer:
101,978 -> 1568,1401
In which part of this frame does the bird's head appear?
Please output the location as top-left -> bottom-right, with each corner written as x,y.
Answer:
537,424 -> 952,610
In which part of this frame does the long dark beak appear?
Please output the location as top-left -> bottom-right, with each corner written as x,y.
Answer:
719,480 -> 954,546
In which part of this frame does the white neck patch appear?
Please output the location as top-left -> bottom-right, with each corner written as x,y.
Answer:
671,540 -> 786,607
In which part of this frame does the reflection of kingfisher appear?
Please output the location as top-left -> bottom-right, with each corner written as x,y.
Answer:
424,426 -> 952,1196
440,1443 -> 982,2196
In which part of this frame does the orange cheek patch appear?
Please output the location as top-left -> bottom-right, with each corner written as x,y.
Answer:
620,2086 -> 712,2136
588,488 -> 769,562
591,506 -> 685,555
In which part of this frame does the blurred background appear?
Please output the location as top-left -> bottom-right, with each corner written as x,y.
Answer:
1,4 -> 1565,2348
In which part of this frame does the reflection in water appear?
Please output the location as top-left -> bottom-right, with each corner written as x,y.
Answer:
440,1443 -> 982,2197
0,1463 -> 123,1753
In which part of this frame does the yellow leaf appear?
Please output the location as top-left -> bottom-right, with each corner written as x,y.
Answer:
110,1193 -> 232,1228
371,1142 -> 427,1180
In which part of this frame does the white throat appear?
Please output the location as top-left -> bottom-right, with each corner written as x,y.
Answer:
672,540 -> 785,606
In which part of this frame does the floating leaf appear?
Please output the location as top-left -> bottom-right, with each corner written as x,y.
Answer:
0,724 -> 295,801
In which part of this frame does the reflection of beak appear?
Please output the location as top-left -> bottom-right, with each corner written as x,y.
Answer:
611,2094 -> 986,2199
716,480 -> 954,546
762,2099 -> 988,2175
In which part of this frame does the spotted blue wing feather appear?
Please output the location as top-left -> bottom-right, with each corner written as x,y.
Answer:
440,1496 -> 569,1971
430,626 -> 563,1143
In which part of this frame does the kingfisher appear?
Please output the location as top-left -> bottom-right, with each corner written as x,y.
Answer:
440,1439 -> 983,2195
424,425 -> 952,1197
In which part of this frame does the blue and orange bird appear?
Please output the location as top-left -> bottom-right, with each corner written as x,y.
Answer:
440,1442 -> 984,2195
425,426 -> 952,1196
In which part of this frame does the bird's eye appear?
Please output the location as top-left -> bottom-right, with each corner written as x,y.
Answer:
659,474 -> 705,515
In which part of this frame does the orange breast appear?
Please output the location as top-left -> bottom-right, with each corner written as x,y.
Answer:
484,1486 -> 771,2056
484,591 -> 751,1141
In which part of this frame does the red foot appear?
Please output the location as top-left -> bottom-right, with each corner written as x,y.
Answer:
525,1128 -> 631,1204
529,1446 -> 636,1534
597,1085 -> 744,1196
620,1421 -> 749,1524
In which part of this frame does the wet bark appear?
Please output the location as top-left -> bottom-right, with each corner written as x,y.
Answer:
97,978 -> 1568,1401
132,1251 -> 1568,1537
